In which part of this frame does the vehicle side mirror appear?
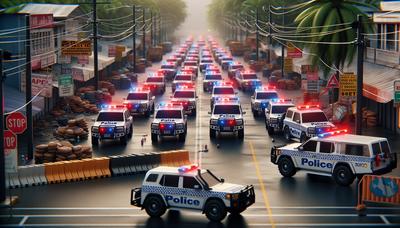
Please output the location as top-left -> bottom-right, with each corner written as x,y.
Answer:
298,146 -> 304,151
242,111 -> 247,115
152,96 -> 155,100
220,178 -> 225,183
251,95 -> 255,99
208,111 -> 212,115
295,120 -> 300,124
184,114 -> 188,119
196,96 -> 199,99
150,115 -> 154,118
193,184 -> 201,190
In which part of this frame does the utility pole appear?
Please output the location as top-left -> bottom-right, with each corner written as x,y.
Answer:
256,9 -> 259,61
268,5 -> 272,63
25,15 -> 33,160
356,15 -> 364,135
158,15 -> 161,45
150,11 -> 153,47
132,5 -> 136,72
0,50 -> 4,202
142,8 -> 146,58
92,0 -> 99,90
281,6 -> 285,78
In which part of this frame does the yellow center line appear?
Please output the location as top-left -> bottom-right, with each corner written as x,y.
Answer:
248,141 -> 275,228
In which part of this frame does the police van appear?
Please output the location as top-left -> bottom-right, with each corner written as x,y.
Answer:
283,105 -> 335,143
130,165 -> 255,221
270,129 -> 398,186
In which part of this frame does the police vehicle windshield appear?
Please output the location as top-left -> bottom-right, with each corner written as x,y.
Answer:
175,75 -> 192,81
214,87 -> 234,95
184,61 -> 197,66
243,74 -> 258,80
201,59 -> 213,63
146,77 -> 163,83
230,65 -> 243,70
302,112 -> 328,123
256,92 -> 278,100
213,105 -> 241,115
127,93 -> 148,100
174,91 -> 195,98
205,74 -> 222,80
200,172 -> 220,187
156,110 -> 182,119
97,112 -> 124,121
161,64 -> 175,69
271,105 -> 293,114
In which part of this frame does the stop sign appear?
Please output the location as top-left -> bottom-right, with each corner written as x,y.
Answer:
6,112 -> 27,134
4,130 -> 17,150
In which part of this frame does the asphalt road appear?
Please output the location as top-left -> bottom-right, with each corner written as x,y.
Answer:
1,44 -> 400,227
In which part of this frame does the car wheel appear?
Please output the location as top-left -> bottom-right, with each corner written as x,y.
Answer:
144,196 -> 166,217
145,110 -> 150,118
178,133 -> 186,142
238,129 -> 244,139
128,125 -> 133,138
267,126 -> 274,135
278,157 -> 296,177
91,136 -> 99,146
204,199 -> 227,222
300,132 -> 308,143
333,165 -> 355,186
192,109 -> 197,116
151,133 -> 158,143
284,126 -> 291,140
120,135 -> 127,145
152,104 -> 155,114
252,109 -> 258,117
209,129 -> 216,138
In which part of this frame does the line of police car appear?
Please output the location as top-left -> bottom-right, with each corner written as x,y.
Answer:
90,36 -> 397,222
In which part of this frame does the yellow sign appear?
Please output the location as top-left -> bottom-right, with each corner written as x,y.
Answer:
62,40 -> 92,56
339,72 -> 357,97
284,58 -> 293,73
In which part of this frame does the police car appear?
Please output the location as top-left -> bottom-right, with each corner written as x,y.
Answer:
210,83 -> 237,110
123,88 -> 155,117
270,130 -> 398,186
160,62 -> 178,80
250,87 -> 279,117
172,73 -> 195,93
91,105 -> 133,145
203,71 -> 223,92
200,58 -> 214,72
171,88 -> 198,116
283,105 -> 336,143
265,99 -> 295,135
150,103 -> 187,143
182,61 -> 199,76
227,62 -> 244,78
144,76 -> 166,94
220,57 -> 234,70
235,70 -> 262,92
209,98 -> 245,139
130,165 -> 255,221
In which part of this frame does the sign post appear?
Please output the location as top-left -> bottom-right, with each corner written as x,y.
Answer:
339,72 -> 357,98
394,80 -> 400,106
58,74 -> 74,97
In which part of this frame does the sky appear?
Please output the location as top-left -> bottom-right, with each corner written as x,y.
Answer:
176,0 -> 213,38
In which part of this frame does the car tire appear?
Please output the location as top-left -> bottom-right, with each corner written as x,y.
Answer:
151,133 -> 158,143
204,199 -> 227,222
300,132 -> 308,143
252,109 -> 258,117
192,109 -> 197,116
144,196 -> 166,218
267,126 -> 274,135
152,104 -> 155,114
120,135 -> 127,145
278,157 -> 296,177
238,129 -> 244,139
284,126 -> 291,140
145,110 -> 150,118
333,165 -> 355,186
91,136 -> 99,146
128,125 -> 133,138
209,129 -> 216,138
178,133 -> 186,142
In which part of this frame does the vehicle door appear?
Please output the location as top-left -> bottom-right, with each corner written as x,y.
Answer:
159,175 -> 181,208
289,112 -> 302,138
315,141 -> 335,173
180,176 -> 204,210
371,141 -> 392,171
297,139 -> 318,171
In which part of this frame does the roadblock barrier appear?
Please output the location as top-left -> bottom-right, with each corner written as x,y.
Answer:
6,172 -> 21,189
357,175 -> 400,214
160,150 -> 190,167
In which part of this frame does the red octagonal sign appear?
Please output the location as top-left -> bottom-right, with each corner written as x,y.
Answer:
4,130 -> 17,150
6,112 -> 27,134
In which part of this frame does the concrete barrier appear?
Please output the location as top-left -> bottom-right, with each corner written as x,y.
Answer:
6,172 -> 21,188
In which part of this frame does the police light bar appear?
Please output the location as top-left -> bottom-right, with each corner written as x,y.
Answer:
157,102 -> 182,108
100,104 -> 126,110
176,84 -> 195,90
297,104 -> 320,109
178,164 -> 199,173
214,96 -> 239,102
257,85 -> 277,91
317,129 -> 348,138
271,98 -> 292,103
214,81 -> 233,86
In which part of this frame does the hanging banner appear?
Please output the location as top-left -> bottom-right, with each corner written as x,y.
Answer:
339,72 -> 357,97
287,42 -> 302,58
72,68 -> 84,81
30,14 -> 53,29
58,74 -> 74,97
62,40 -> 92,56
29,73 -> 53,98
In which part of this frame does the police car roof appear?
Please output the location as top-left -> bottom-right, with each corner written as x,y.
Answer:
314,134 -> 387,144
288,107 -> 324,113
149,166 -> 205,175
99,108 -> 126,113
270,101 -> 294,106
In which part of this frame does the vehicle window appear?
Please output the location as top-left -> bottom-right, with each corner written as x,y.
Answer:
127,93 -> 148,100
184,62 -> 196,66
243,74 -> 258,80
231,65 -> 243,70
200,171 -> 220,187
202,59 -> 213,63
155,110 -> 182,119
97,112 -> 124,121
372,143 -> 381,155
146,174 -> 158,182
213,87 -> 235,95
213,105 -> 241,114
160,175 -> 179,187
302,112 -> 328,123
256,92 -> 278,100
319,142 -> 334,153
174,91 -> 195,98
302,140 -> 317,152
183,177 -> 202,189
286,110 -> 294,119
146,77 -> 163,83
293,112 -> 301,123
272,105 -> 293,114
205,74 -> 222,80
380,141 -> 391,155
343,144 -> 370,157
161,64 -> 174,69
175,75 -> 192,81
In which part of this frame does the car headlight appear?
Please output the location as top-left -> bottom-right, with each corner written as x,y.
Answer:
151,123 -> 159,129
210,119 -> 218,125
307,127 -> 316,134
91,126 -> 99,133
116,126 -> 125,133
225,193 -> 239,200
140,103 -> 147,108
236,119 -> 243,125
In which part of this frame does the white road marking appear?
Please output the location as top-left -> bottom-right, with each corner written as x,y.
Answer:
380,215 -> 391,225
18,216 -> 28,226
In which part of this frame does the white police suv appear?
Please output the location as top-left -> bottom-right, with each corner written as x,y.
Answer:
265,99 -> 295,135
203,71 -> 223,92
283,105 -> 336,143
271,129 -> 398,186
151,103 -> 187,143
91,105 -> 133,145
210,83 -> 237,110
130,165 -> 255,221
250,86 -> 279,117
235,70 -> 262,92
209,98 -> 245,139
123,88 -> 155,117
171,88 -> 198,116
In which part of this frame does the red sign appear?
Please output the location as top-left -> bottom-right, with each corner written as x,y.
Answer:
326,74 -> 340,89
6,112 -> 27,134
30,14 -> 53,29
4,130 -> 17,150
307,71 -> 319,81
287,43 -> 302,58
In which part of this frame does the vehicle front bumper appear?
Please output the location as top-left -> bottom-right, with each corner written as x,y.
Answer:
130,188 -> 142,207
228,185 -> 255,212
151,129 -> 185,135
92,132 -> 126,139
210,124 -> 244,132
